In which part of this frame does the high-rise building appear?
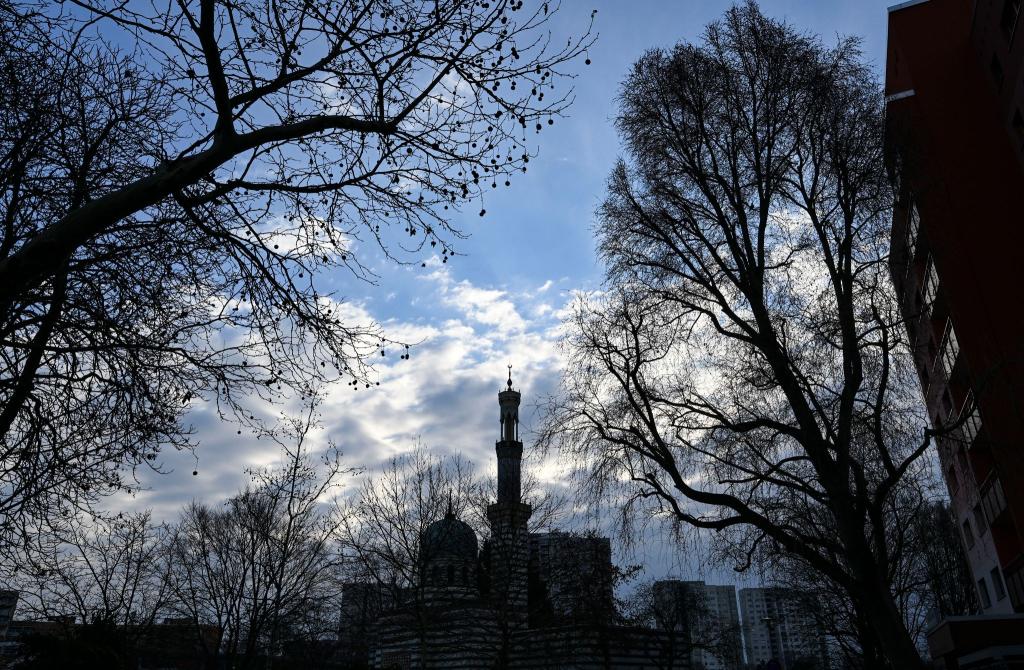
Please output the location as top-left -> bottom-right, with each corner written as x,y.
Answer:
738,588 -> 827,670
652,580 -> 741,670
528,532 -> 614,625
698,585 -> 741,670
884,1 -> 1024,664
885,0 -> 1024,623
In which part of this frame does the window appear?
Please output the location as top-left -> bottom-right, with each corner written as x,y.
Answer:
923,257 -> 939,311
906,202 -> 921,260
982,476 -> 1008,525
962,403 -> 983,448
974,503 -> 988,535
992,567 -> 1008,601
1007,568 -> 1024,608
963,519 -> 976,549
978,578 -> 992,609
939,320 -> 960,377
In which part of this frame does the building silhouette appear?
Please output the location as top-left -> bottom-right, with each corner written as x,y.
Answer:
738,588 -> 827,670
528,532 -> 614,626
884,0 -> 1024,665
0,594 -> 218,670
350,371 -> 690,669
651,581 -> 742,670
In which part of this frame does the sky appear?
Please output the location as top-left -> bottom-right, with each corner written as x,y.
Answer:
124,0 -> 896,586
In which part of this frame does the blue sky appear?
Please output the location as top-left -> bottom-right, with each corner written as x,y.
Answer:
125,0 -> 895,585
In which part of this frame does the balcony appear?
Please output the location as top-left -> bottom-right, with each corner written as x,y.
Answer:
957,395 -> 994,484
901,202 -> 921,285
980,473 -> 1009,528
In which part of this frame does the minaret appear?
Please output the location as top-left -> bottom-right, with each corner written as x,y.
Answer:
487,366 -> 532,627
497,366 -> 522,504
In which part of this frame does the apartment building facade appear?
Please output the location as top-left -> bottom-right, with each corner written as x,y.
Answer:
652,580 -> 742,670
885,0 -> 1024,666
886,0 -> 1024,616
738,588 -> 828,670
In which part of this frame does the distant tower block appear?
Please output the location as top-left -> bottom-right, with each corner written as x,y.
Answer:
488,365 -> 531,627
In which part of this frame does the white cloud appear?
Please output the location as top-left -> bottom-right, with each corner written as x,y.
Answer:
533,303 -> 553,318
109,252 -> 718,589
122,266 -> 569,523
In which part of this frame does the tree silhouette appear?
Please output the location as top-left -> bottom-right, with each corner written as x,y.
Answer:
6,512 -> 172,669
338,447 -> 496,666
165,408 -> 352,668
0,0 -> 593,541
623,581 -> 742,670
542,3 -> 938,667
336,445 -> 587,668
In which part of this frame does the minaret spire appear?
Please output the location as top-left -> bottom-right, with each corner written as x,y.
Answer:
488,364 -> 531,627
497,366 -> 522,486
499,364 -> 520,444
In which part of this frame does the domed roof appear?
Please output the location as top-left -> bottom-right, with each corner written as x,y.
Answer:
421,508 -> 477,561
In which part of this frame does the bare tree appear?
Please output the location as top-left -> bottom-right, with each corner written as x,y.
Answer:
336,446 -> 481,666
336,444 -> 571,667
11,511 -> 171,628
0,0 -> 594,540
915,500 -> 978,619
338,444 -> 564,591
166,408 -> 351,668
758,478 -> 967,667
5,511 -> 171,668
623,581 -> 741,670
338,446 -> 477,595
541,4 -> 938,667
469,460 -> 569,537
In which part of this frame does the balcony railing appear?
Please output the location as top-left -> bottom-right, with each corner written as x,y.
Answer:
1008,564 -> 1024,611
960,402 -> 982,449
901,202 -> 921,290
980,473 -> 1008,527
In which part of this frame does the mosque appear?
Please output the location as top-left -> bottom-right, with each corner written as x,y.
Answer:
340,371 -> 689,669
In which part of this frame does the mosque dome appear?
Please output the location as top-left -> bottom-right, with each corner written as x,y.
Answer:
421,508 -> 478,561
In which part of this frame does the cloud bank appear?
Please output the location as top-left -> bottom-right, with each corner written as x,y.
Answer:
123,266 -> 571,524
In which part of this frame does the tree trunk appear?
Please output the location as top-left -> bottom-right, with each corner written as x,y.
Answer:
858,587 -> 924,669
846,551 -> 925,669
830,507 -> 925,669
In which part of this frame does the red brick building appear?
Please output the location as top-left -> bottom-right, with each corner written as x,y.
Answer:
885,0 -> 1024,665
